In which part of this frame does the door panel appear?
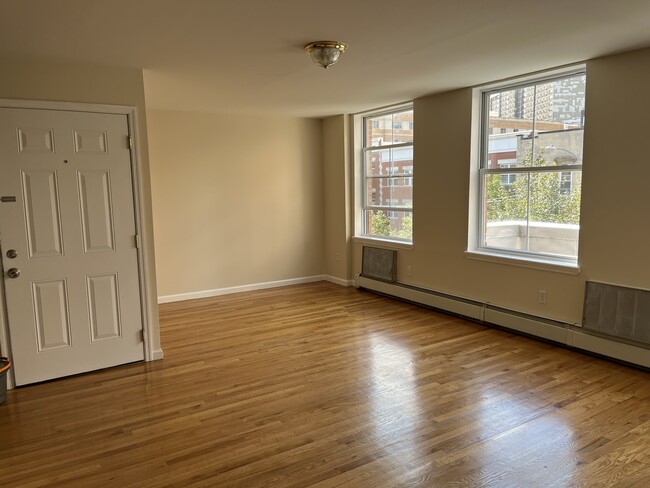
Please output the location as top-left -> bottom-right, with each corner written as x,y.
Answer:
78,170 -> 116,253
0,107 -> 144,385
22,169 -> 65,257
73,129 -> 108,154
32,279 -> 72,351
87,273 -> 122,342
17,127 -> 55,153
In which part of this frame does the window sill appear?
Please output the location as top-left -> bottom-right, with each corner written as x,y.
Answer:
465,249 -> 580,275
353,236 -> 414,250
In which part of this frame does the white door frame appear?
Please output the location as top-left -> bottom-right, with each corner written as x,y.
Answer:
0,98 -> 155,389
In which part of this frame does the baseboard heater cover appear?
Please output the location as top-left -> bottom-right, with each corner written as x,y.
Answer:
583,280 -> 650,345
357,275 -> 484,320
483,308 -> 570,344
357,275 -> 650,369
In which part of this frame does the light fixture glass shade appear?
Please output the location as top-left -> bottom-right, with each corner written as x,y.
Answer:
305,41 -> 347,69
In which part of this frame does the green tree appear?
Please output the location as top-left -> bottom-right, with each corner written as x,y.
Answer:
397,214 -> 413,240
486,147 -> 581,225
370,210 -> 391,236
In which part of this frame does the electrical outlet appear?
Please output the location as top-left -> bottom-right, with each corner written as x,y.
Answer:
538,289 -> 547,304
407,265 -> 412,277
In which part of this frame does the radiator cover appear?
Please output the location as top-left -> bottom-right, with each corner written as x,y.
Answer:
583,281 -> 650,345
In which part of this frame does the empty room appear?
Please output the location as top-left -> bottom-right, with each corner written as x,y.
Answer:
1,1 -> 650,486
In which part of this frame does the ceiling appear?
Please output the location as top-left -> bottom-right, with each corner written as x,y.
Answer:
2,0 -> 650,118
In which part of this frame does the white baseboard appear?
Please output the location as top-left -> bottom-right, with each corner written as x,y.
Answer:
357,276 -> 650,369
150,348 -> 164,360
157,275 -> 326,304
324,275 -> 355,287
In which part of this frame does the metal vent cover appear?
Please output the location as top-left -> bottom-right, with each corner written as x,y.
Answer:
360,246 -> 397,283
583,281 -> 650,345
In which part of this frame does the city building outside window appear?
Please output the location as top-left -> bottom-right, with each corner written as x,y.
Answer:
470,68 -> 585,266
357,105 -> 413,242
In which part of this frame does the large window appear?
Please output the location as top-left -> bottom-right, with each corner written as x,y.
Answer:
359,106 -> 413,242
472,69 -> 586,265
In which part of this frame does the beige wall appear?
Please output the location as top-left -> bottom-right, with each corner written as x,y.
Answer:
0,57 -> 161,354
579,49 -> 650,290
322,116 -> 352,283
343,47 -> 650,325
148,109 -> 324,297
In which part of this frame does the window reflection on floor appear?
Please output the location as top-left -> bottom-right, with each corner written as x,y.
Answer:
473,390 -> 577,486
368,333 -> 426,477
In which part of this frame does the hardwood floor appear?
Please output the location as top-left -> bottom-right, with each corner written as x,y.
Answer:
2,281 -> 650,487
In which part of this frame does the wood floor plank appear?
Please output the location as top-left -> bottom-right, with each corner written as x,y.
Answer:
2,282 -> 650,487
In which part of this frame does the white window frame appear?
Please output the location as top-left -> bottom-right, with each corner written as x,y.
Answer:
353,103 -> 414,246
467,65 -> 585,272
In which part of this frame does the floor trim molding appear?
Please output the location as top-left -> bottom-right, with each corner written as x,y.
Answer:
324,275 -> 355,287
158,275 -> 327,304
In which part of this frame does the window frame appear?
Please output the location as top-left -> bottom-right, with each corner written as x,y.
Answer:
468,65 -> 586,270
354,103 -> 414,245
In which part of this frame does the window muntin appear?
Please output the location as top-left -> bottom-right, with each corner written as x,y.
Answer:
478,71 -> 585,263
361,107 -> 413,242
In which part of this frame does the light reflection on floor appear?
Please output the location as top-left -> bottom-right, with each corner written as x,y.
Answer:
468,391 -> 577,487
367,331 -> 577,485
368,332 -> 427,478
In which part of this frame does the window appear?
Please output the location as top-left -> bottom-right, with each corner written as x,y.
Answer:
559,171 -> 573,194
498,159 -> 517,186
357,105 -> 413,242
470,69 -> 586,265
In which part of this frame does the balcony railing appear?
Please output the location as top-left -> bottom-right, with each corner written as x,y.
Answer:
485,221 -> 579,257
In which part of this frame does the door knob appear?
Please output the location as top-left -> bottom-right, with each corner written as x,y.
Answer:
6,268 -> 20,279
5,249 -> 17,259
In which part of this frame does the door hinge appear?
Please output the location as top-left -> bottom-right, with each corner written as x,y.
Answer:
128,136 -> 134,149
140,329 -> 146,342
134,234 -> 141,249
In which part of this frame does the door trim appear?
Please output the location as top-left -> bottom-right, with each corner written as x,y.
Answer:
0,99 -> 157,389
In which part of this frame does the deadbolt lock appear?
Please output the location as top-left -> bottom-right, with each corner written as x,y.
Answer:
6,249 -> 17,259
6,268 -> 20,279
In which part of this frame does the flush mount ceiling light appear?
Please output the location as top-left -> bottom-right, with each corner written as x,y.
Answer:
304,41 -> 347,69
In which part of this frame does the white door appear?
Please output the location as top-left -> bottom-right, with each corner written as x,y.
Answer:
0,107 -> 144,386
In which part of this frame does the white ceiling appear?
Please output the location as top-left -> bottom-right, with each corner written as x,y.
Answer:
2,0 -> 650,117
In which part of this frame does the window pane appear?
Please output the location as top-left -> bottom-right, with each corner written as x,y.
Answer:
365,109 -> 413,147
528,169 -> 581,221
366,114 -> 392,147
535,74 -> 585,166
528,170 -> 581,257
366,148 -> 390,176
483,170 -> 581,257
365,180 -> 412,207
366,178 -> 413,208
366,146 -> 413,177
364,209 -> 412,240
389,177 -> 412,206
484,173 -> 529,249
392,110 -> 414,144
486,74 -> 585,169
392,145 -> 413,169
366,178 -> 384,207
487,87 -> 534,170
